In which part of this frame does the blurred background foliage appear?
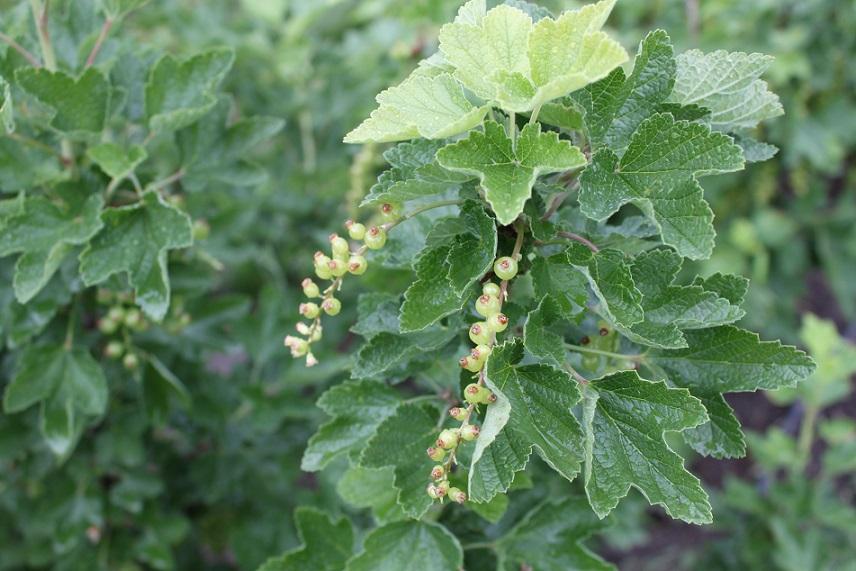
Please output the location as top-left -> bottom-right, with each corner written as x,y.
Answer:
0,0 -> 853,569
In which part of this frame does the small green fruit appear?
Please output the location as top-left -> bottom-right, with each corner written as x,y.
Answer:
426,484 -> 440,499
380,202 -> 401,219
482,282 -> 501,297
427,446 -> 446,461
327,258 -> 347,277
431,465 -> 445,480
104,341 -> 124,359
475,294 -> 501,317
487,313 -> 509,333
346,220 -> 366,241
470,344 -> 491,363
460,424 -> 479,441
493,256 -> 518,280
322,298 -> 341,316
448,487 -> 467,504
459,355 -> 483,373
107,306 -> 125,323
436,429 -> 459,450
449,407 -> 468,422
468,322 -> 491,345
124,309 -> 142,329
302,278 -> 320,298
364,226 -> 387,250
299,302 -> 320,319
330,233 -> 350,257
192,219 -> 210,241
348,255 -> 368,275
122,353 -> 139,371
98,318 -> 118,335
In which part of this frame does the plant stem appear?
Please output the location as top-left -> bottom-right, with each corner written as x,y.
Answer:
85,17 -> 113,68
528,104 -> 542,125
146,168 -> 185,193
384,199 -> 463,232
796,402 -> 819,473
507,111 -> 516,142
0,31 -> 41,67
557,230 -> 599,252
463,541 -> 495,551
565,343 -> 644,362
541,190 -> 569,221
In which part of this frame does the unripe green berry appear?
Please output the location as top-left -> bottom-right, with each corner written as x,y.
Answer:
327,258 -> 347,277
346,220 -> 366,241
296,322 -> 311,335
436,429 -> 459,450
449,407 -> 468,422
364,226 -> 387,250
98,318 -> 118,335
124,309 -> 142,329
348,255 -> 368,275
464,383 -> 485,405
107,306 -> 125,323
426,484 -> 439,499
104,341 -> 124,359
469,322 -> 491,345
329,233 -> 350,257
431,465 -> 445,480
435,480 -> 450,498
487,313 -> 509,333
122,353 -> 139,371
493,256 -> 518,280
380,202 -> 401,219
284,335 -> 309,357
482,282 -> 501,297
427,446 -> 446,462
470,344 -> 492,363
459,355 -> 483,373
302,278 -> 320,298
310,326 -> 323,342
300,302 -> 320,319
461,424 -> 480,441
192,219 -> 210,241
475,294 -> 502,317
314,253 -> 333,279
448,487 -> 467,504
322,298 -> 341,316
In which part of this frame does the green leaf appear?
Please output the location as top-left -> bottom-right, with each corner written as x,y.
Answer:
669,50 -> 783,131
145,48 -> 234,132
16,68 -> 110,137
0,138 -> 63,192
573,30 -> 675,153
496,497 -> 614,571
469,339 -> 584,503
79,190 -> 193,321
3,344 -> 107,456
613,249 -> 744,349
87,143 -> 148,180
344,71 -> 489,144
437,121 -> 585,225
351,325 -> 458,379
336,466 -> 406,524
0,187 -> 104,303
177,98 -> 285,191
345,520 -> 462,571
257,508 -> 354,571
523,295 -> 567,366
647,326 -> 815,458
360,403 -> 439,518
691,272 -> 749,306
101,0 -> 150,18
0,75 -> 14,134
583,370 -> 711,523
301,380 -> 401,471
733,134 -> 779,163
565,244 -> 644,328
445,201 -> 497,294
530,250 -> 588,316
438,0 -> 627,112
579,113 -> 745,259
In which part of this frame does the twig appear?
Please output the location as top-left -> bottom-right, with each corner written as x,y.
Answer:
541,191 -> 569,221
0,31 -> 41,67
85,17 -> 113,68
565,342 -> 644,362
146,168 -> 185,193
557,230 -> 599,252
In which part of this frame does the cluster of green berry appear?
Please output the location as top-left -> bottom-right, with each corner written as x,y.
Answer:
425,255 -> 520,504
96,289 -> 149,371
284,203 -> 399,366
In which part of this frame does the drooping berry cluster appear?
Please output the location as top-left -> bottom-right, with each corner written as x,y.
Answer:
284,204 -> 397,366
425,253 -> 521,505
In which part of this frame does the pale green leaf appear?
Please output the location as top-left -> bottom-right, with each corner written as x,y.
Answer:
0,75 -> 13,133
530,249 -> 588,316
79,190 -> 192,320
16,67 -> 110,137
0,138 -> 63,192
523,295 -> 567,366
469,339 -> 584,503
345,520 -> 462,571
691,272 -> 749,306
351,324 -> 458,379
445,201 -> 497,294
336,466 -> 406,524
565,244 -> 644,328
344,72 -> 489,144
670,50 -> 783,131
583,370 -> 711,523
87,143 -> 148,180
145,48 -> 234,132
681,392 -> 745,459
496,496 -> 614,571
437,121 -> 585,225
0,187 -> 104,303
579,113 -> 745,259
360,403 -> 439,518
301,380 -> 401,471
258,508 -> 354,571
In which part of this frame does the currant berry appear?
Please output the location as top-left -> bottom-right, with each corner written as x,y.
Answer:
364,226 -> 387,250
107,306 -> 125,323
380,202 -> 401,219
98,318 -> 118,335
327,258 -> 347,277
436,429 -> 459,450
449,407 -> 468,422
459,355 -> 483,373
284,336 -> 309,357
122,353 -> 139,371
104,341 -> 124,359
348,255 -> 368,275
482,282 -> 501,297
469,322 -> 491,345
435,480 -> 450,497
448,487 -> 467,504
322,298 -> 341,316
299,302 -> 320,319
470,344 -> 491,363
330,233 -> 350,257
475,294 -> 501,317
464,383 -> 487,405
305,352 -> 319,367
192,219 -> 210,241
461,424 -> 480,441
487,313 -> 509,333
296,322 -> 311,335
302,278 -> 320,298
314,254 -> 333,279
427,446 -> 446,461
493,256 -> 518,280
431,465 -> 445,480
426,484 -> 440,499
310,326 -> 323,342
346,220 -> 366,241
